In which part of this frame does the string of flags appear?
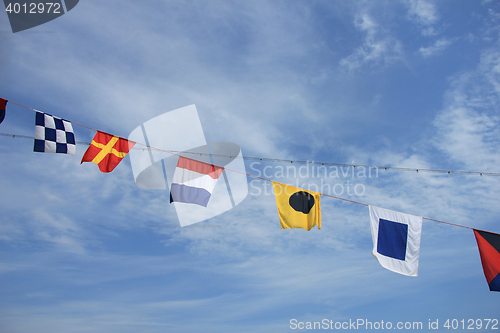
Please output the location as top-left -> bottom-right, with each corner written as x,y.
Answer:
1,97 -> 499,292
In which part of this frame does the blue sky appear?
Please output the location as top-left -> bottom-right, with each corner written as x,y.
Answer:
1,1 -> 500,332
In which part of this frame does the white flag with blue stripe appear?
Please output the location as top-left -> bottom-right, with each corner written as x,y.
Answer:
369,206 -> 423,277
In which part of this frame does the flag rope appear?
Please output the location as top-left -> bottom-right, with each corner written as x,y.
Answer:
1,99 -> 496,235
0,132 -> 91,145
2,130 -> 499,177
5,100 -> 500,177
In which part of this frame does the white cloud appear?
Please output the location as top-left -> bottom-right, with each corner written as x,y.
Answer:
339,14 -> 403,71
433,46 -> 500,171
355,13 -> 378,34
405,0 -> 439,36
434,108 -> 499,169
419,38 -> 453,57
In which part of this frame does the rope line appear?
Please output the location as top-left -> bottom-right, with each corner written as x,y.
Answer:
2,132 -> 498,177
0,132 -> 91,145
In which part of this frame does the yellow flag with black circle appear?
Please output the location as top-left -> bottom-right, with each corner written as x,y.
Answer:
272,181 -> 321,230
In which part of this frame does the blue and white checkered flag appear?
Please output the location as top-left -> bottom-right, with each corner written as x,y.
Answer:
34,111 -> 76,155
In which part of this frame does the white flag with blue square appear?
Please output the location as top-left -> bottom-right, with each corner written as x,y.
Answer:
34,111 -> 76,155
369,206 -> 423,277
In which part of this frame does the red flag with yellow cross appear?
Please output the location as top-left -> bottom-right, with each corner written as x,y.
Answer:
81,131 -> 135,173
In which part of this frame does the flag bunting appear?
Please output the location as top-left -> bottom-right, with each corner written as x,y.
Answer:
34,111 -> 76,155
81,131 -> 135,173
272,181 -> 321,231
0,98 -> 7,124
369,206 -> 423,276
2,98 -> 500,290
474,229 -> 500,292
170,156 -> 224,207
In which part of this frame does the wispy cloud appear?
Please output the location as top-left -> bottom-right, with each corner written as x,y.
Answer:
339,13 -> 403,71
419,38 -> 453,57
405,0 -> 439,36
433,46 -> 500,171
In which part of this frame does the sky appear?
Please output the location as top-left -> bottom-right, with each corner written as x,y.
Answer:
1,0 -> 500,332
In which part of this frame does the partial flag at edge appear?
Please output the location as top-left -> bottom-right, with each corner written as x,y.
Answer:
0,98 -> 7,124
473,229 -> 500,292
